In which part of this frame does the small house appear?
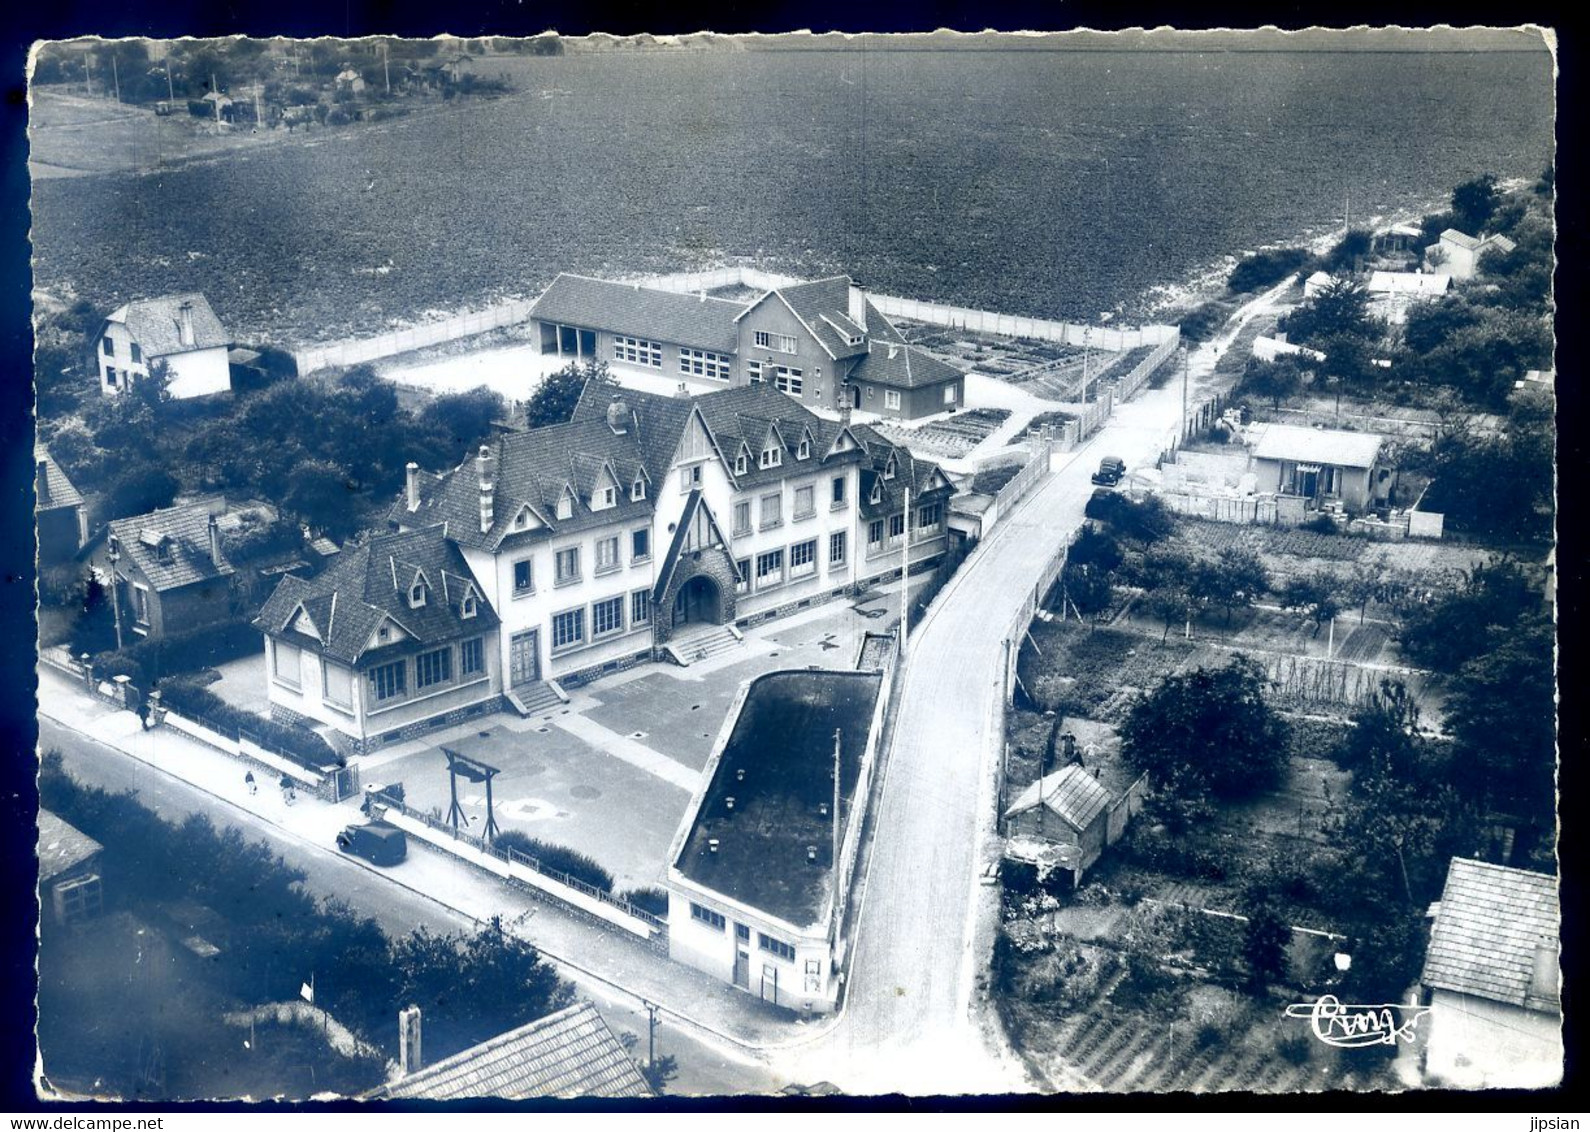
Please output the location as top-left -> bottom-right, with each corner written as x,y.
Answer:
1423,229 -> 1518,281
368,1001 -> 651,1100
1249,423 -> 1393,514
106,503 -> 237,640
334,68 -> 367,94
1002,762 -> 1146,887
1420,858 -> 1562,1089
38,809 -> 104,927
1366,270 -> 1451,324
95,293 -> 232,399
35,445 -> 88,566
1251,332 -> 1325,366
1302,270 -> 1335,299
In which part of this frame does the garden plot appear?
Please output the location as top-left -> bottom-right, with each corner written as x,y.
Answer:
871,407 -> 1011,461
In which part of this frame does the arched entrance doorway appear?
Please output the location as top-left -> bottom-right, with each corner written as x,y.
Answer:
672,574 -> 722,629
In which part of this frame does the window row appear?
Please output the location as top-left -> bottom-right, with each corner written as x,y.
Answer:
748,360 -> 805,397
865,503 -> 944,550
731,476 -> 846,536
753,330 -> 798,354
680,348 -> 732,380
613,336 -> 663,368
100,337 -> 142,363
512,529 -> 651,595
550,589 -> 653,653
735,532 -> 845,594
361,636 -> 488,706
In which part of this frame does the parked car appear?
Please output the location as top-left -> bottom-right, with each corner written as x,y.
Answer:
1091,456 -> 1127,486
337,820 -> 407,866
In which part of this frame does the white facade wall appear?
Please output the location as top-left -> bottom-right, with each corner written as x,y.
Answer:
724,465 -> 859,616
97,325 -> 230,399
666,886 -> 836,1013
1425,990 -> 1563,1089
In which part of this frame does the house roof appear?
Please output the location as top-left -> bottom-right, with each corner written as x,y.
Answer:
103,293 -> 230,358
849,340 -> 963,391
108,503 -> 233,592
528,273 -> 747,353
37,809 -> 102,882
851,424 -> 954,518
370,1001 -> 651,1100
256,525 -> 498,665
34,445 -> 84,511
1438,228 -> 1484,251
690,382 -> 860,490
1367,271 -> 1451,296
1250,423 -> 1384,469
1003,763 -> 1113,830
1422,858 -> 1560,1012
750,276 -> 904,361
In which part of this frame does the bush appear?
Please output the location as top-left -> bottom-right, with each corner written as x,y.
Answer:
38,563 -> 89,608
971,463 -> 1022,495
1300,513 -> 1340,535
157,678 -> 342,770
1083,490 -> 1174,544
492,830 -> 614,893
619,886 -> 669,917
1228,248 -> 1312,294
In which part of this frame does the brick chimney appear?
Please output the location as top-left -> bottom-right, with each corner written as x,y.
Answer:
208,514 -> 223,566
35,459 -> 49,505
405,461 -> 421,512
477,445 -> 494,534
847,279 -> 868,332
177,300 -> 196,348
398,1005 -> 423,1076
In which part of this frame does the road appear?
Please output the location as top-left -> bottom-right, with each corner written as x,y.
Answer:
37,716 -> 786,1098
784,286 -> 1286,1095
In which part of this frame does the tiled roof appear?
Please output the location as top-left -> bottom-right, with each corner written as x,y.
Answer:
37,809 -> 102,882
256,525 -> 498,665
528,273 -> 746,353
371,1001 -> 651,1100
1439,228 -> 1483,251
1422,858 -> 1560,1012
34,445 -> 84,510
1003,763 -> 1113,831
851,424 -> 954,518
108,503 -> 233,592
692,383 -> 860,491
748,276 -> 904,361
1250,423 -> 1383,469
849,341 -> 964,391
104,292 -> 229,357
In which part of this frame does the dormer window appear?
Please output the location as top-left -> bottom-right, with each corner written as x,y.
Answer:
735,451 -> 749,476
461,593 -> 477,619
514,509 -> 529,529
884,456 -> 897,481
593,485 -> 616,511
760,445 -> 782,470
155,540 -> 172,564
377,625 -> 391,643
870,482 -> 883,504
797,436 -> 811,460
409,583 -> 427,609
557,491 -> 573,520
632,479 -> 646,502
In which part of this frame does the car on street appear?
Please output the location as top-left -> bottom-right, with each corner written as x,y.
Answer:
1090,455 -> 1127,486
337,820 -> 408,866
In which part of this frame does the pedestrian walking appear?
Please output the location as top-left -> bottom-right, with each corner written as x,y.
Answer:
245,771 -> 257,795
280,774 -> 296,805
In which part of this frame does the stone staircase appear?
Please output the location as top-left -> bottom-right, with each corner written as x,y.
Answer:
665,625 -> 743,667
504,679 -> 567,718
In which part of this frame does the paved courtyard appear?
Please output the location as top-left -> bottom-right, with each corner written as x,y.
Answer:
213,578 -> 928,893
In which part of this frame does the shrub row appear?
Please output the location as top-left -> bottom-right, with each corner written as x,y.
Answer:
491,830 -> 615,894
93,616 -> 264,692
158,677 -> 343,770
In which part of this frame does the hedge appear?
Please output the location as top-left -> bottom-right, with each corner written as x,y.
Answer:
491,830 -> 614,893
158,677 -> 343,770
93,617 -> 264,692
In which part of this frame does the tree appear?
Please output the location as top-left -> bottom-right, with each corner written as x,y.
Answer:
1060,562 -> 1113,623
1345,554 -> 1388,625
1342,911 -> 1428,1004
1279,574 -> 1342,637
1451,173 -> 1501,234
1206,546 -> 1271,625
1241,892 -> 1292,991
1227,248 -> 1311,294
1280,279 -> 1379,347
1120,656 -> 1290,800
1399,559 -> 1538,673
281,457 -> 360,538
95,465 -> 180,526
1339,679 -> 1423,778
1068,525 -> 1124,574
1402,296 -> 1482,356
1241,357 -> 1304,410
527,360 -> 611,428
1444,615 -> 1555,823
1323,228 -> 1373,273
1144,587 -> 1193,644
417,386 -> 507,456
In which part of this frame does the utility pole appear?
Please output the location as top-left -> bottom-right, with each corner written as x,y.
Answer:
106,540 -> 125,651
1081,327 -> 1091,403
831,729 -> 842,878
899,485 -> 911,656
83,54 -> 91,97
166,58 -> 175,102
383,42 -> 391,95
1181,346 -> 1190,443
641,1000 -> 658,1071
111,53 -> 121,103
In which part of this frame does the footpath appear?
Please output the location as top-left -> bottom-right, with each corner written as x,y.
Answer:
34,664 -> 827,1061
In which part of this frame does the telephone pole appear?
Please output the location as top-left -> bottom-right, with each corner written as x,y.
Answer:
831,729 -> 842,876
899,485 -> 911,656
383,42 -> 391,95
111,54 -> 121,103
166,59 -> 175,101
1181,346 -> 1190,443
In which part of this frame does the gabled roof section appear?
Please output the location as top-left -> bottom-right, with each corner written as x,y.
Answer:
107,504 -> 233,592
849,341 -> 965,391
527,273 -> 746,353
103,292 -> 230,357
1003,764 -> 1113,830
369,1001 -> 651,1100
652,490 -> 740,605
38,808 -> 103,882
1422,859 -> 1560,1012
691,383 -> 865,490
1250,424 -> 1384,469
849,424 -> 956,518
256,526 -> 499,665
34,445 -> 84,510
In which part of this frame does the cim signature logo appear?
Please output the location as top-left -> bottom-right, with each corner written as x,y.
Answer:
1283,995 -> 1431,1048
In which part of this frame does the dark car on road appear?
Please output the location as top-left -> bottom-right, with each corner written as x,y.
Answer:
337,820 -> 408,866
1091,456 -> 1127,486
